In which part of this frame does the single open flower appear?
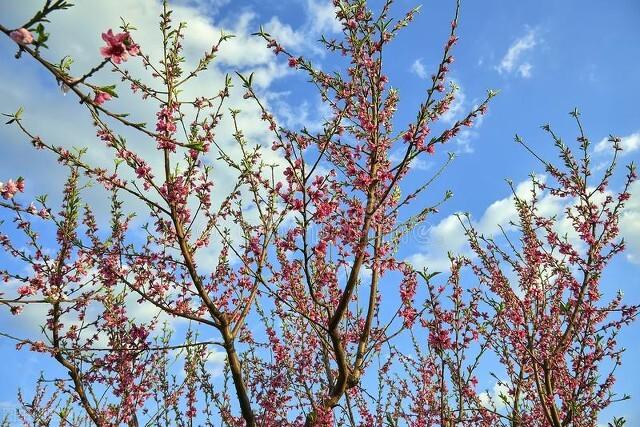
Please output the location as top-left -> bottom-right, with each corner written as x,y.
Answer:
100,29 -> 139,64
10,28 -> 34,45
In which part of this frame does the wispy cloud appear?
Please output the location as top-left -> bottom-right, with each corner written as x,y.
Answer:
496,28 -> 539,78
621,181 -> 640,264
517,62 -> 533,78
411,58 -> 428,79
440,80 -> 466,124
406,176 -> 565,272
407,76 -> 482,154
306,0 -> 342,34
479,381 -> 512,410
594,132 -> 640,156
408,172 -> 640,271
255,0 -> 341,57
440,81 -> 485,154
455,126 -> 478,154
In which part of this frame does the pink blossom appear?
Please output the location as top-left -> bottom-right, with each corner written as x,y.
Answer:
30,341 -> 47,353
0,179 -> 19,200
100,29 -> 138,64
135,164 -> 152,179
93,90 -> 112,105
17,285 -> 35,296
10,28 -> 33,45
4,2 -> 635,426
428,328 -> 452,351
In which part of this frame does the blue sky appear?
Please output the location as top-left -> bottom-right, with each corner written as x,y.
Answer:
0,0 -> 639,424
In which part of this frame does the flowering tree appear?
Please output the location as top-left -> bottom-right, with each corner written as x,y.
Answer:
0,1 -> 635,426
458,117 -> 638,426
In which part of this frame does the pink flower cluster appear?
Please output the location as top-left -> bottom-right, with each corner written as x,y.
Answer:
0,178 -> 25,199
100,29 -> 139,64
93,90 -> 112,105
155,105 -> 178,151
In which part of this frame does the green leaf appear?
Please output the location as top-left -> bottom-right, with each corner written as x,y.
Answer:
5,107 -> 24,124
99,85 -> 119,98
185,141 -> 205,152
34,23 -> 49,46
418,269 -> 441,284
59,55 -> 74,72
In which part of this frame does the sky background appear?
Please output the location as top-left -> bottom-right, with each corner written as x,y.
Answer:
0,0 -> 639,425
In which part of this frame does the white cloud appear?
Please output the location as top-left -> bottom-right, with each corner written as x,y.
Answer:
0,0 -> 298,260
406,177 -> 565,272
454,114 -> 484,154
411,58 -> 427,79
243,1 -> 341,57
621,181 -> 640,264
440,80 -> 466,124
204,348 -> 227,376
407,172 -> 640,274
263,15 -> 306,49
594,132 -> 640,156
410,69 -> 481,153
0,0 -> 357,357
306,0 -> 341,35
0,0 -> 313,361
479,381 -> 511,410
496,28 -> 539,78
453,103 -> 485,155
406,214 -> 468,272
517,62 -> 533,78
0,0 -> 347,284
454,129 -> 475,154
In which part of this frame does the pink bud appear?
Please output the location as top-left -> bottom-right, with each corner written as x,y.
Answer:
94,91 -> 112,105
10,28 -> 34,45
